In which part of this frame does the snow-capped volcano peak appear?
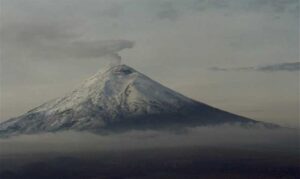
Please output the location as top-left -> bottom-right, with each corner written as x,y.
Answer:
0,64 -> 262,136
31,64 -> 195,116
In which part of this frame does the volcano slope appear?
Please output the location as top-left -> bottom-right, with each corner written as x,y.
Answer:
0,64 -> 275,137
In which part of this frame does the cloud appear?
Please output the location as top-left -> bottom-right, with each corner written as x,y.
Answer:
0,19 -> 134,86
102,3 -> 125,18
210,62 -> 300,72
192,0 -> 299,14
156,2 -> 179,21
52,40 -> 134,59
257,62 -> 300,72
0,21 -> 135,61
0,125 -> 298,154
250,0 -> 299,13
210,67 -> 252,72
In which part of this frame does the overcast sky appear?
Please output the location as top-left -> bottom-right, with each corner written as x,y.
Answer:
0,0 -> 299,127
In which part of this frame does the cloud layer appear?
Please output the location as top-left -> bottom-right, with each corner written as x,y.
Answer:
211,62 -> 300,72
0,126 -> 298,155
0,20 -> 134,61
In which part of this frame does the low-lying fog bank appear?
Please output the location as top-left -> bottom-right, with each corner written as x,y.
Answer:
0,125 -> 298,155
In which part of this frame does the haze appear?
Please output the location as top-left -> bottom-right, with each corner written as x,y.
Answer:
0,125 -> 298,155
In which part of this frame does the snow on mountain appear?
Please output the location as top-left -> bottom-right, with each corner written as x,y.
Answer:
31,64 -> 196,116
0,64 -> 264,136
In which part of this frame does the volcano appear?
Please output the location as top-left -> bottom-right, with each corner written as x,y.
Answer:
0,64 -> 270,136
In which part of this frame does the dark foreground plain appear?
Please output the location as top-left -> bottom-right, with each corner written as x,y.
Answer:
0,146 -> 299,179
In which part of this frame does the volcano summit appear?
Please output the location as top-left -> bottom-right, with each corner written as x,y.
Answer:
0,64 -> 268,136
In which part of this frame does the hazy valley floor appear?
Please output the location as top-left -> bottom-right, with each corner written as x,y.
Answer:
0,146 -> 299,179
0,126 -> 299,179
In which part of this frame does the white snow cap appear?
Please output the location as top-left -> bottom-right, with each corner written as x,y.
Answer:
29,63 -> 196,116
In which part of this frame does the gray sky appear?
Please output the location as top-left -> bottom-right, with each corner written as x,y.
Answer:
0,0 -> 299,127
